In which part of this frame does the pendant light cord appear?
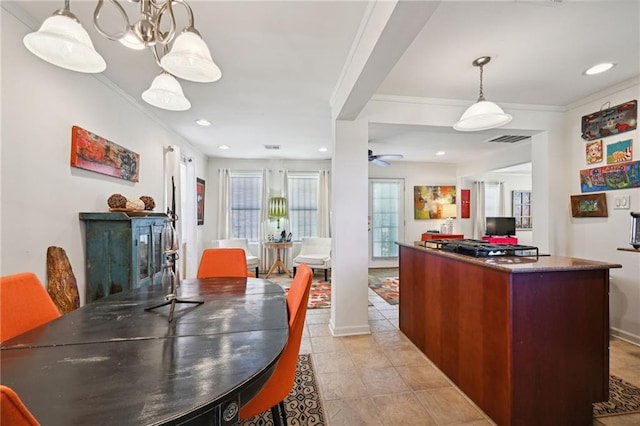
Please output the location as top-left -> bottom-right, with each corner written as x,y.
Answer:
477,64 -> 485,102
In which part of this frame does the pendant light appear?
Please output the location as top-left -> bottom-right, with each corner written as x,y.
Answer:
23,2 -> 106,73
453,56 -> 512,132
141,72 -> 191,111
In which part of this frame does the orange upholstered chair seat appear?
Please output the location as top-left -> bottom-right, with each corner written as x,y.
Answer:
196,248 -> 256,278
1,272 -> 61,343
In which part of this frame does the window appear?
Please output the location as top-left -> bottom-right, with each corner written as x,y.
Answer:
370,179 -> 403,259
287,172 -> 319,240
230,172 -> 263,242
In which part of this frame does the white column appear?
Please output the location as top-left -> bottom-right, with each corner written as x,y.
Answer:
330,119 -> 370,336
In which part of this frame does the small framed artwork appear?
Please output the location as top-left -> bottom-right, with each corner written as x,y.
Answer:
512,190 -> 532,229
570,193 -> 608,217
413,185 -> 456,219
196,178 -> 205,225
586,140 -> 603,164
606,139 -> 633,164
581,100 -> 637,141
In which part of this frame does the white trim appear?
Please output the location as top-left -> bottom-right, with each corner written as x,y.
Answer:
328,320 -> 371,337
610,327 -> 640,347
369,94 -> 566,113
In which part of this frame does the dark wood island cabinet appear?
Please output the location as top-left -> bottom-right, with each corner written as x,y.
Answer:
398,243 -> 621,426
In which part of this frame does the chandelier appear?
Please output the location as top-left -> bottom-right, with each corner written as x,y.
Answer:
453,56 -> 512,132
23,0 -> 221,111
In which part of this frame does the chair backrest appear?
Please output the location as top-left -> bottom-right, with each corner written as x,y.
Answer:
298,237 -> 331,255
1,272 -> 61,343
196,248 -> 251,278
217,238 -> 250,251
239,263 -> 313,420
1,385 -> 40,425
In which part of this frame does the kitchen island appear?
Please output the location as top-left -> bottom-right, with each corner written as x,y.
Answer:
398,242 -> 622,426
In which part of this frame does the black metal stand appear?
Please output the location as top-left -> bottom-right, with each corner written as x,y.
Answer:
145,177 -> 203,322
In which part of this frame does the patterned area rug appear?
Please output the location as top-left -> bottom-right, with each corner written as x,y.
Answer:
240,354 -> 326,425
593,375 -> 640,417
368,267 -> 399,305
281,280 -> 331,309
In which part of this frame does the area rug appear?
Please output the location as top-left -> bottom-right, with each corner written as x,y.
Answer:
240,354 -> 326,425
281,280 -> 331,309
368,267 -> 399,305
593,375 -> 640,417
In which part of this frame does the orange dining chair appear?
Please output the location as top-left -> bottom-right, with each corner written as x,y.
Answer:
196,248 -> 256,278
0,385 -> 40,425
239,263 -> 313,425
1,272 -> 61,343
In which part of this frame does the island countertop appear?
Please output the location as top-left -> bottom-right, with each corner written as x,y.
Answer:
398,242 -> 622,273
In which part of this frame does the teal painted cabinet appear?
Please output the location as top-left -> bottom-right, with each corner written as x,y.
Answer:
80,212 -> 167,303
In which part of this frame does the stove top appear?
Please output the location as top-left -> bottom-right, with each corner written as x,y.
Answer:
431,239 -> 539,257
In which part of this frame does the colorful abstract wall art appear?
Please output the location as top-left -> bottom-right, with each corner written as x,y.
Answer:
414,185 -> 456,219
581,100 -> 637,141
580,161 -> 640,192
71,125 -> 140,182
582,100 -> 638,141
606,139 -> 633,164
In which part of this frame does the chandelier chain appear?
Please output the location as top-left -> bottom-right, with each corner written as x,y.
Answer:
478,64 -> 485,102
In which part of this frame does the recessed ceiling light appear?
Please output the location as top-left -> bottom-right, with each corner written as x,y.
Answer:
584,62 -> 615,76
218,145 -> 229,150
195,119 -> 211,126
318,147 -> 328,152
436,151 -> 445,156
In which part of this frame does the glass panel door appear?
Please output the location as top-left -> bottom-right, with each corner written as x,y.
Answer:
369,179 -> 404,267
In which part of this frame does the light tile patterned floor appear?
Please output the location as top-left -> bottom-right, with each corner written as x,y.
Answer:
271,272 -> 640,425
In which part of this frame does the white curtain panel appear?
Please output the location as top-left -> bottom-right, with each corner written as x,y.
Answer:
217,168 -> 231,239
317,170 -> 331,237
498,181 -> 505,216
259,169 -> 271,271
472,181 -> 486,239
181,158 -> 197,278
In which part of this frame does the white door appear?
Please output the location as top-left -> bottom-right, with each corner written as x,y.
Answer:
368,179 -> 404,267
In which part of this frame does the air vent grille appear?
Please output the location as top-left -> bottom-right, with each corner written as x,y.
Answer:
264,145 -> 281,150
486,135 -> 530,143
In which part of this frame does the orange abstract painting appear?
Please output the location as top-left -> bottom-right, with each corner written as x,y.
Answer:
70,126 -> 139,182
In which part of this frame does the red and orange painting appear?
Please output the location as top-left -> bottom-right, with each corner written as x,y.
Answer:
70,126 -> 139,182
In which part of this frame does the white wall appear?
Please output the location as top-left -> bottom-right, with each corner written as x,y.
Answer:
0,11 -> 207,305
564,80 -> 640,343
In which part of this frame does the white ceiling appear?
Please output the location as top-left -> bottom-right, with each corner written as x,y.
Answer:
6,1 -> 640,166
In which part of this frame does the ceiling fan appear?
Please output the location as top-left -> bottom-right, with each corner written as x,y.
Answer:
368,149 -> 404,167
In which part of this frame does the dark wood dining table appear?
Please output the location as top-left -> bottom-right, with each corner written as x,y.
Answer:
0,277 -> 288,426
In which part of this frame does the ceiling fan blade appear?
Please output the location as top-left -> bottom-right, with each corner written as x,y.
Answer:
371,158 -> 390,167
375,154 -> 404,160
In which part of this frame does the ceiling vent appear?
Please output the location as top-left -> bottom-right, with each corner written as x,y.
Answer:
264,144 -> 281,150
486,135 -> 530,144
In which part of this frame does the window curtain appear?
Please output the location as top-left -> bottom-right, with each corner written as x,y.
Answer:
472,181 -> 486,239
217,168 -> 231,240
180,157 -> 197,279
259,169 -> 270,272
281,169 -> 291,267
317,170 -> 331,237
498,182 -> 506,216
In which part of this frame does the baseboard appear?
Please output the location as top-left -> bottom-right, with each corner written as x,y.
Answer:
610,327 -> 640,346
328,320 -> 371,337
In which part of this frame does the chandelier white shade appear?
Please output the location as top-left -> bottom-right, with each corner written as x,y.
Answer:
454,100 -> 512,132
453,56 -> 512,132
23,12 -> 106,73
22,0 -> 221,112
160,30 -> 222,83
142,73 -> 191,111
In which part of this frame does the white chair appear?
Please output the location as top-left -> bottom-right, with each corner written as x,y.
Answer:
217,239 -> 260,277
292,237 -> 331,281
